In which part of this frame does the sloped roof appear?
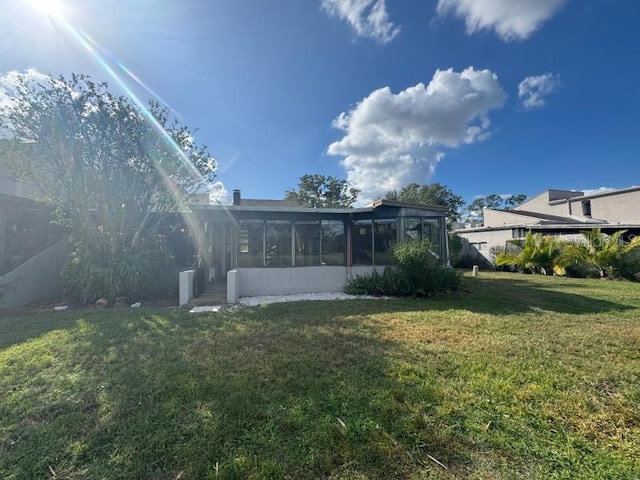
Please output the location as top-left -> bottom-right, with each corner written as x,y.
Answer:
492,209 -> 591,224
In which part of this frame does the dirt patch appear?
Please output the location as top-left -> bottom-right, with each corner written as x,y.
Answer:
1,293 -> 179,318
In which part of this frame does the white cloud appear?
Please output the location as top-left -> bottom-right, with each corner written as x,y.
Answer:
208,181 -> 229,205
321,0 -> 400,44
581,187 -> 615,196
518,73 -> 560,109
328,67 -> 507,203
436,0 -> 568,41
0,69 -> 52,110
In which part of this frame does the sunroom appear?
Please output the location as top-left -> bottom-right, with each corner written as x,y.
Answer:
186,197 -> 449,304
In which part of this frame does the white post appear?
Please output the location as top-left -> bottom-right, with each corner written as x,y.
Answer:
472,265 -> 479,277
179,270 -> 195,306
227,269 -> 240,304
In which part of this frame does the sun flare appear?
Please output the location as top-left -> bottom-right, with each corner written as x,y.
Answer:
27,0 -> 65,18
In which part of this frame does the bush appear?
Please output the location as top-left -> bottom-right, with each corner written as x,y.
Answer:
345,240 -> 461,297
64,236 -> 174,304
344,267 -> 409,296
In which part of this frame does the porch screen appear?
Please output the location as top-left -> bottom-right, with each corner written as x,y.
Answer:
373,219 -> 397,265
352,220 -> 373,265
404,217 -> 441,259
266,220 -> 292,267
422,218 -> 441,259
321,220 -> 345,265
295,221 -> 321,266
237,220 -> 264,267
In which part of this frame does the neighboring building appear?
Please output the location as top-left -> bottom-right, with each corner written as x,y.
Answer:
455,186 -> 640,267
183,190 -> 450,304
0,168 -> 67,309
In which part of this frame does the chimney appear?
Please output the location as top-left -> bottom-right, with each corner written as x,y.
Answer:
232,189 -> 241,206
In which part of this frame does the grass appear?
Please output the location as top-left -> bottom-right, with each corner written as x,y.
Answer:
1,271 -> 640,479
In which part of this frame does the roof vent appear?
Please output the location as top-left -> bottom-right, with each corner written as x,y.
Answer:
232,189 -> 241,206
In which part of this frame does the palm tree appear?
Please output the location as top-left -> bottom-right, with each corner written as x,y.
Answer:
561,228 -> 640,279
496,232 -> 568,275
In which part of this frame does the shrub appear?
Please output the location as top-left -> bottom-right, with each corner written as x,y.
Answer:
345,240 -> 461,297
344,267 -> 407,296
64,236 -> 174,304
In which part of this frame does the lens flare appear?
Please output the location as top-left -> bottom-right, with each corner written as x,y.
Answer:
24,1 -> 237,239
27,0 -> 65,18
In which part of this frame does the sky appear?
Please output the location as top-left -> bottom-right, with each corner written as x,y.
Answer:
0,0 -> 639,205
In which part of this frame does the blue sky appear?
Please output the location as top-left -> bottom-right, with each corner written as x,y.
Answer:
0,0 -> 638,205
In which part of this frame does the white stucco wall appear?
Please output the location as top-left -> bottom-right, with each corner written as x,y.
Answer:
226,265 -> 378,302
514,190 -> 573,216
569,190 -> 640,224
483,209 -> 542,227
456,229 -> 514,265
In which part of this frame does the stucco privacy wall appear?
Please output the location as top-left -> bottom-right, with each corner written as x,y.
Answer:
0,239 -> 68,309
457,229 -> 514,265
226,265 -> 377,303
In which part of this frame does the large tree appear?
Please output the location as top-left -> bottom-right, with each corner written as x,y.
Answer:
0,73 -> 215,302
466,193 -> 527,225
384,183 -> 465,224
285,174 -> 359,208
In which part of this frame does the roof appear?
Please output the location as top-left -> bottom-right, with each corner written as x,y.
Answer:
548,185 -> 640,205
515,188 -> 582,210
238,198 -> 301,207
369,199 -> 448,212
191,199 -> 448,216
455,222 -> 640,234
492,208 -> 593,224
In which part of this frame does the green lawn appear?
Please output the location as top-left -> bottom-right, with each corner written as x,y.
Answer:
1,272 -> 640,479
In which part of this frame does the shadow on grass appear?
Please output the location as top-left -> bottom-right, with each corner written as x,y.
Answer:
356,275 -> 636,317
452,275 -> 636,315
0,311 -> 84,350
0,307 -> 472,479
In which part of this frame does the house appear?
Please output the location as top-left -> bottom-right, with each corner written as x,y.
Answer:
0,180 -> 450,308
181,190 -> 450,304
454,186 -> 640,267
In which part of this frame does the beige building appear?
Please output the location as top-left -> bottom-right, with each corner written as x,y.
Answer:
454,186 -> 640,267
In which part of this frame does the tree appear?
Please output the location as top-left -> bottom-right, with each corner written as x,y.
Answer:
0,73 -> 216,302
495,232 -> 568,275
505,194 -> 527,208
384,183 -> 465,224
285,174 -> 359,208
561,228 -> 640,279
466,193 -> 527,225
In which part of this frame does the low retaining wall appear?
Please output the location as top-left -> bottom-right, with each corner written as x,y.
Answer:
226,265 -> 377,303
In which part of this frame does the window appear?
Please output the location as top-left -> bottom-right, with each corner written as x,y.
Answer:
265,220 -> 292,266
404,217 -> 441,259
422,218 -> 441,259
237,220 -> 264,267
352,220 -> 373,265
373,219 -> 397,265
471,242 -> 488,251
295,221 -> 321,266
582,200 -> 592,217
321,220 -> 345,265
404,217 -> 422,241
